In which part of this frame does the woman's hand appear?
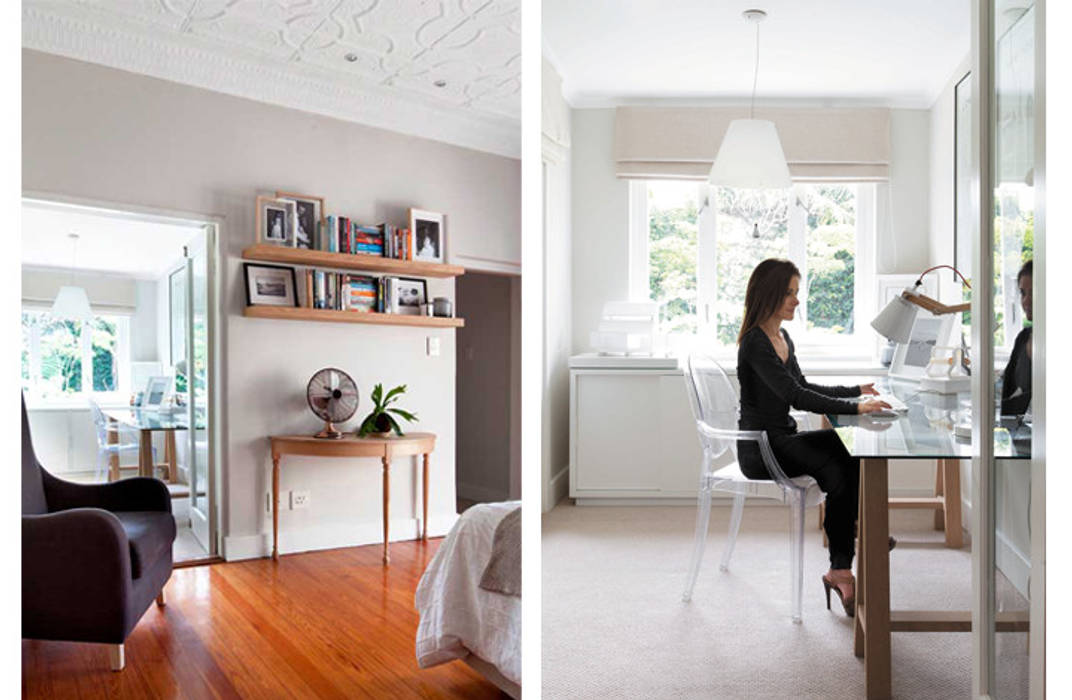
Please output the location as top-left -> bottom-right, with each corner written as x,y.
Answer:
857,399 -> 892,415
859,383 -> 880,396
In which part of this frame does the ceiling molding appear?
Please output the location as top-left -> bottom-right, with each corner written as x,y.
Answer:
23,2 -> 520,159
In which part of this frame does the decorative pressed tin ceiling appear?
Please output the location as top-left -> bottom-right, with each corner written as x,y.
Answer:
23,0 -> 520,157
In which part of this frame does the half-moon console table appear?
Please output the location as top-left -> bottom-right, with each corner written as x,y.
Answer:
268,433 -> 436,564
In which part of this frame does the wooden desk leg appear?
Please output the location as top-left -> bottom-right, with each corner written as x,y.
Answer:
861,457 -> 891,699
272,454 -> 280,562
933,461 -> 946,530
107,419 -> 119,482
382,457 -> 391,565
854,469 -> 866,659
941,459 -> 963,549
139,429 -> 153,478
165,432 -> 177,483
422,453 -> 430,541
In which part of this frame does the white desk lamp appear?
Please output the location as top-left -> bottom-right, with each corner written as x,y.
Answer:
871,265 -> 971,393
871,265 -> 970,344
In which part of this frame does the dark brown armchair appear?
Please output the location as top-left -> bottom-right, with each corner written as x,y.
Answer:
21,397 -> 176,670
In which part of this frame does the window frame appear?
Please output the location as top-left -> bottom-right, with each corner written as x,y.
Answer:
21,307 -> 132,407
629,179 -> 878,361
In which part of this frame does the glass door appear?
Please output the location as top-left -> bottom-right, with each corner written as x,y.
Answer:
186,230 -> 214,555
973,1 -> 1043,696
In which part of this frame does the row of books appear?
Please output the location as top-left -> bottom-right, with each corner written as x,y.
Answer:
319,217 -> 414,261
303,270 -> 377,312
302,270 -> 423,314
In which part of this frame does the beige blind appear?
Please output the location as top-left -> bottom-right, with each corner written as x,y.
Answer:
614,106 -> 891,181
22,268 -> 138,315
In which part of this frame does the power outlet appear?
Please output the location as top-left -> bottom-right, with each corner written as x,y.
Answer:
290,490 -> 310,510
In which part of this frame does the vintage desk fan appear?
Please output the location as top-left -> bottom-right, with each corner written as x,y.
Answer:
307,368 -> 358,439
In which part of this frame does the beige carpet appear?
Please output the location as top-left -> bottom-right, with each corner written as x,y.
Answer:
542,504 -> 1030,699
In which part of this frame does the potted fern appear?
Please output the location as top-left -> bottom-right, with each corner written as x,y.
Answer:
357,384 -> 417,437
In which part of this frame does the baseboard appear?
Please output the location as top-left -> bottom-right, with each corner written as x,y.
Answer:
546,466 -> 569,512
222,512 -> 460,561
456,480 -> 510,503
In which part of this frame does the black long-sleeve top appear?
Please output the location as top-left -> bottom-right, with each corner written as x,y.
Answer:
1000,326 -> 1032,415
737,326 -> 862,435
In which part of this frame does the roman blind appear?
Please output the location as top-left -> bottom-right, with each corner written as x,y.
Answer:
22,268 -> 139,315
614,106 -> 891,181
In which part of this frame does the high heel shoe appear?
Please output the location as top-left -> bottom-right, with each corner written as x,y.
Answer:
822,573 -> 855,617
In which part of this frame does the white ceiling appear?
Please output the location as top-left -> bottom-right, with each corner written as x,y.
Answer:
21,201 -> 204,280
23,0 -> 520,158
543,0 -> 972,108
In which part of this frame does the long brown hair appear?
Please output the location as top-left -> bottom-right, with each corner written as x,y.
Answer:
736,258 -> 801,344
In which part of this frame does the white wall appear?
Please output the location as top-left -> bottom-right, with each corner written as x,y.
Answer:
929,58 -> 971,304
542,58 -> 573,510
880,109 -> 932,274
132,280 -> 158,362
23,49 -> 520,559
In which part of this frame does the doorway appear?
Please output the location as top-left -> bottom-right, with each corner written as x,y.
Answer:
20,197 -> 221,564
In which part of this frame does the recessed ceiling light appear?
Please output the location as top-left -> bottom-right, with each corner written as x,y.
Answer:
344,53 -> 358,63
433,80 -> 447,88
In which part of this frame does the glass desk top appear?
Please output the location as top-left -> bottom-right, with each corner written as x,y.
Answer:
103,407 -> 206,431
823,377 -> 1030,460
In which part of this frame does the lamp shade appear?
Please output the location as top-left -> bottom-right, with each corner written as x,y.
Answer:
870,291 -> 918,344
50,285 -> 94,321
708,119 -> 792,189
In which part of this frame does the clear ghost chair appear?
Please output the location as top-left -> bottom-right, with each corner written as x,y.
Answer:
681,354 -> 824,623
88,399 -> 155,482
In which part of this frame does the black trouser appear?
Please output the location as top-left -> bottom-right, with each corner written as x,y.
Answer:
738,429 -> 859,570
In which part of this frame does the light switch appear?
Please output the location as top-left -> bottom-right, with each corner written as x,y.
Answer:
427,336 -> 441,357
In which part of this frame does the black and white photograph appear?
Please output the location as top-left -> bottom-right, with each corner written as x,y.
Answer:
243,262 -> 299,307
409,208 -> 445,263
277,191 -> 324,250
392,277 -> 428,315
256,195 -> 296,246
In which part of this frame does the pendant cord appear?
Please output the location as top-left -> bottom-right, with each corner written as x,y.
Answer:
750,20 -> 759,119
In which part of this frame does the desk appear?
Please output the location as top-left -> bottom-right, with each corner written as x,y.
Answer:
268,433 -> 436,564
826,377 -> 1030,699
103,408 -> 203,480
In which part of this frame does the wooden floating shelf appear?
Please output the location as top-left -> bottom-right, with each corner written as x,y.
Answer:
244,306 -> 464,328
242,244 -> 466,278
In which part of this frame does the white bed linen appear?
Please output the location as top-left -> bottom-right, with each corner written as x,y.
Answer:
415,500 -> 521,686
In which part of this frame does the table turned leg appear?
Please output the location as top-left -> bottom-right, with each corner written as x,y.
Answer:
861,457 -> 891,699
854,470 -> 866,659
382,456 -> 390,565
934,461 -> 946,530
139,429 -> 153,478
272,453 -> 280,562
422,453 -> 430,541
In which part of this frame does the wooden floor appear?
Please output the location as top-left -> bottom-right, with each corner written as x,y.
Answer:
22,539 -> 503,699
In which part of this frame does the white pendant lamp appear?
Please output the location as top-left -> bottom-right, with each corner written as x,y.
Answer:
50,233 -> 94,322
708,9 -> 792,189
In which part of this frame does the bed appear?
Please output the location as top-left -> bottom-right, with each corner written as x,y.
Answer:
415,500 -> 521,698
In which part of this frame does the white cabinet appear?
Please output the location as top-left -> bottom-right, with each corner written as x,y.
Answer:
569,357 -> 701,502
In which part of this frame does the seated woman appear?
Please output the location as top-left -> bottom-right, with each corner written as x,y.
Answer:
1001,260 -> 1032,416
735,258 -> 890,616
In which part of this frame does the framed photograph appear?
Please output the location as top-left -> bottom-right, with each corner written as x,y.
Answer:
392,277 -> 428,315
889,311 -> 956,381
276,191 -> 324,250
256,195 -> 296,246
142,376 -> 173,410
409,208 -> 445,263
243,263 -> 299,307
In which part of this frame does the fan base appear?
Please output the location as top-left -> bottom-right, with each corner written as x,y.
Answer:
314,421 -> 343,440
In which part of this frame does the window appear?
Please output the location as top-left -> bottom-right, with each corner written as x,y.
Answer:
631,180 -> 876,356
21,309 -> 131,403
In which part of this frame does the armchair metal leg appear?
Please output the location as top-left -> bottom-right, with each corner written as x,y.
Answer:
156,590 -> 166,607
109,643 -> 125,671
